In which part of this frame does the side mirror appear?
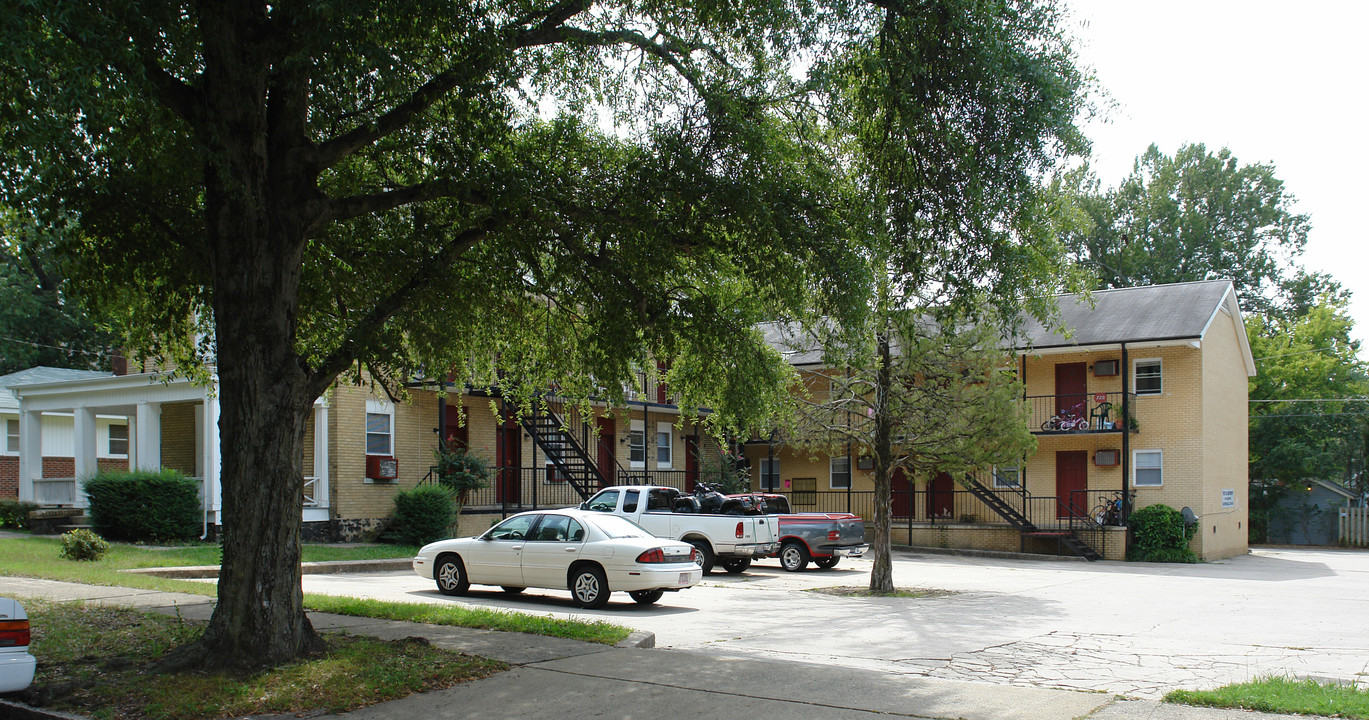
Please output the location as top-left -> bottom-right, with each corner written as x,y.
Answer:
579,501 -> 590,510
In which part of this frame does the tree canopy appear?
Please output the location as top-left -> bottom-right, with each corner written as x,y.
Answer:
1062,143 -> 1311,315
1,0 -> 1088,667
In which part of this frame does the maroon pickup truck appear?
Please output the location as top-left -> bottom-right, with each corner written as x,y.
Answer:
728,493 -> 869,571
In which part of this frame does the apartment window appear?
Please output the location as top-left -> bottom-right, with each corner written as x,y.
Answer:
107,424 -> 129,457
656,422 -> 673,468
629,420 -> 646,467
1134,450 -> 1163,487
759,458 -> 781,491
994,465 -> 1020,489
365,401 -> 393,456
4,419 -> 17,454
1135,359 -> 1162,395
830,456 -> 851,489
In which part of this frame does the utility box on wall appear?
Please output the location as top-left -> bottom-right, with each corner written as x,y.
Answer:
366,456 -> 399,480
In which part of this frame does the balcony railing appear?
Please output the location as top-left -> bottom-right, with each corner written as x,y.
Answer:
1026,392 -> 1136,434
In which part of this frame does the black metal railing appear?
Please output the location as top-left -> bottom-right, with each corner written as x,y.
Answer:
1027,391 -> 1136,434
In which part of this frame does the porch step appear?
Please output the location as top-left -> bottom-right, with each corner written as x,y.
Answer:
27,508 -> 87,535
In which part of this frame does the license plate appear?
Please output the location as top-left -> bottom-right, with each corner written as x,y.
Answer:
679,573 -> 691,585
849,547 -> 865,556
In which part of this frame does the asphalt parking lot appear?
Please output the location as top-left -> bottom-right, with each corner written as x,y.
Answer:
300,547 -> 1369,698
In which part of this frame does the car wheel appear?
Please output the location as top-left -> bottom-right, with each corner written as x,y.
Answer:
629,589 -> 664,605
435,555 -> 470,596
500,586 -> 526,594
571,565 -> 611,609
689,540 -> 715,575
780,541 -> 810,572
721,557 -> 751,574
815,557 -> 840,569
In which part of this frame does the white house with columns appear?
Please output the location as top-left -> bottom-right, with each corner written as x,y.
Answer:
9,369 -> 331,532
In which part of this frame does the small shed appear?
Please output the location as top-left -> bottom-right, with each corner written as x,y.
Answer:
1267,479 -> 1358,546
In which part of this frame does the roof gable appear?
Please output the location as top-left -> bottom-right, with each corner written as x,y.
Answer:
1018,280 -> 1237,349
0,366 -> 113,412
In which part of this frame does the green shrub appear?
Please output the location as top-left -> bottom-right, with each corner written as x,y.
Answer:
432,442 -> 491,503
0,499 -> 40,529
387,485 -> 456,546
84,469 -> 202,542
1128,503 -> 1198,563
60,528 -> 110,561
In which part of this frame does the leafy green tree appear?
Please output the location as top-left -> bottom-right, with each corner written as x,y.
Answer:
1247,299 -> 1369,493
1065,143 -> 1311,315
804,0 -> 1089,591
0,210 -> 114,374
0,0 -> 1087,663
789,314 -> 1037,590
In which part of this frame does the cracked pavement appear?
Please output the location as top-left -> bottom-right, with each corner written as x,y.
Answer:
293,546 -> 1369,699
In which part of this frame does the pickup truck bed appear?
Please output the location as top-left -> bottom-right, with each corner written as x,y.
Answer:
729,493 -> 869,571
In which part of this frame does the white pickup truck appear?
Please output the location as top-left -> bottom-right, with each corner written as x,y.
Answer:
580,485 -> 780,574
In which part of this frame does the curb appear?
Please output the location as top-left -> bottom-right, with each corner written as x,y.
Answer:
615,630 -> 655,649
124,558 -> 414,579
892,544 -> 1089,563
0,698 -> 85,720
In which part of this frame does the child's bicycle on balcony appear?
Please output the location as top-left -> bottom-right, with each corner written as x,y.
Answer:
1041,408 -> 1088,432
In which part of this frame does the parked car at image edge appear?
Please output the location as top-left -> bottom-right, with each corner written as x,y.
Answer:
413,509 -> 703,609
0,597 -> 36,695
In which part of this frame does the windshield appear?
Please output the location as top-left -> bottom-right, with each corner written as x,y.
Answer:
588,514 -> 653,539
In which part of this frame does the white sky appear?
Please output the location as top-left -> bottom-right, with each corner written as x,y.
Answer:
1063,1 -> 1369,349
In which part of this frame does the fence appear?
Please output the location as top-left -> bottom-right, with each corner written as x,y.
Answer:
1026,392 -> 1136,433
1341,507 -> 1369,547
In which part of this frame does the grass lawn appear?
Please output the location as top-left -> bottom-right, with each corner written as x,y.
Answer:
23,601 -> 507,720
1166,677 -> 1369,718
0,534 -> 632,645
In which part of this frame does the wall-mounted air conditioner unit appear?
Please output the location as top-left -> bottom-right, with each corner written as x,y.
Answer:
366,456 -> 399,480
1093,359 -> 1119,377
1094,449 -> 1120,467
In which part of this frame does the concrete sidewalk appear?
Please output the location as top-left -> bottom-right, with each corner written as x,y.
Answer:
1,577 -> 1312,720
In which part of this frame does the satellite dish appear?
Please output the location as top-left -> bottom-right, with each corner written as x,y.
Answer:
1180,506 -> 1199,527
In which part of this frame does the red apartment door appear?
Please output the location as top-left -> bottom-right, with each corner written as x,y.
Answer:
1055,362 -> 1087,420
1055,451 -> 1088,519
892,468 -> 912,518
496,413 -> 521,503
444,404 -> 467,448
595,417 -> 615,489
931,472 -> 955,519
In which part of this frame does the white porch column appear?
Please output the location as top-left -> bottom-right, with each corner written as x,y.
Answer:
313,401 -> 329,509
72,407 -> 97,507
204,393 -> 221,520
134,402 -> 162,471
17,410 -> 41,503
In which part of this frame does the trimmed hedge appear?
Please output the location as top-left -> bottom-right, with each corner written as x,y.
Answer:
1128,503 -> 1198,563
386,485 -> 456,546
0,499 -> 40,529
84,469 -> 202,542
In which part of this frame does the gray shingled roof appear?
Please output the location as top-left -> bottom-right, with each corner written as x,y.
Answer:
760,280 -> 1242,364
0,366 -> 112,412
1017,279 -> 1235,349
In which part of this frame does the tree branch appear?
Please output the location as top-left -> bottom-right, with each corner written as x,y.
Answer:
306,216 -> 504,397
320,182 -> 491,226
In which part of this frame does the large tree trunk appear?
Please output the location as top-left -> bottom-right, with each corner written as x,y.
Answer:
869,332 -> 895,593
159,1 -> 325,668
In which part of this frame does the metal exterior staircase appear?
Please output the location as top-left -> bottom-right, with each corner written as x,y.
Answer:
962,472 -> 1102,561
521,402 -> 647,501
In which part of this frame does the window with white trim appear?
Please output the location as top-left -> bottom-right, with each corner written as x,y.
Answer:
4,418 -> 18,455
1134,450 -> 1163,487
759,458 -> 781,491
655,422 -> 673,468
107,423 -> 129,457
629,419 -> 646,467
993,465 -> 1020,489
365,400 -> 393,456
1134,359 -> 1162,395
830,456 -> 851,489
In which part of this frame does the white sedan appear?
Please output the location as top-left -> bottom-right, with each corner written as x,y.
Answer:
413,509 -> 702,609
0,597 -> 35,694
